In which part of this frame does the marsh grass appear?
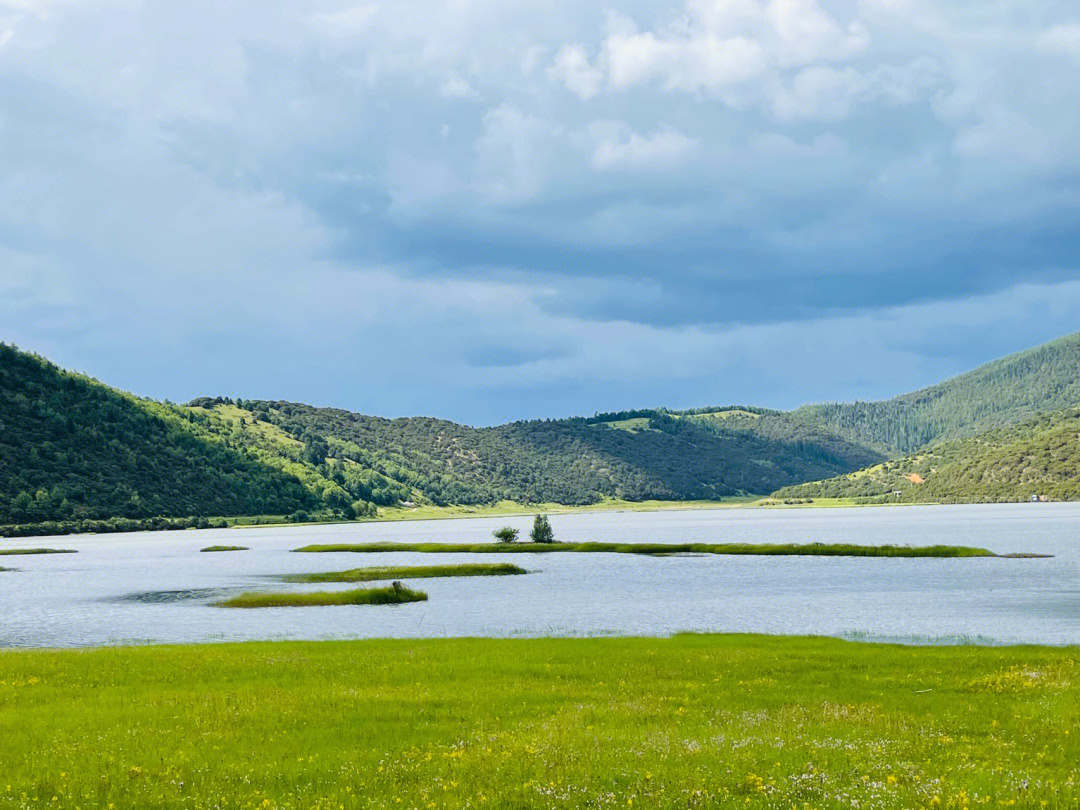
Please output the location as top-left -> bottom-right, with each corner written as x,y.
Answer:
282,562 -> 527,583
294,541 -> 1000,557
200,545 -> 248,552
215,584 -> 428,608
1,635 -> 1077,809
0,547 -> 77,556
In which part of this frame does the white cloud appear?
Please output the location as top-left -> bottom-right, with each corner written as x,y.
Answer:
771,65 -> 868,120
1037,24 -> 1080,64
306,5 -> 378,37
1,0 -> 1077,420
438,73 -> 479,100
603,28 -> 766,94
548,44 -> 603,100
473,104 -> 563,202
590,122 -> 698,171
594,0 -> 869,98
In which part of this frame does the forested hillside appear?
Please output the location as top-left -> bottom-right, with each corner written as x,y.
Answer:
3,331 -> 1080,535
773,407 -> 1080,504
0,345 -> 880,533
228,399 -> 882,507
789,333 -> 1080,453
0,345 -> 316,529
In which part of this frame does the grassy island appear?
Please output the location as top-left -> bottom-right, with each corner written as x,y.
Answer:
200,545 -> 249,552
293,541 -> 1002,558
0,547 -> 77,556
283,562 -> 527,583
0,635 -> 1077,808
214,584 -> 428,608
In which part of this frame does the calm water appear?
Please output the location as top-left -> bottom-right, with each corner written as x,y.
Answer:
1,503 -> 1078,648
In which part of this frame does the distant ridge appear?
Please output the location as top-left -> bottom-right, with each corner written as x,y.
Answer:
788,333 -> 1080,454
2,332 -> 1080,533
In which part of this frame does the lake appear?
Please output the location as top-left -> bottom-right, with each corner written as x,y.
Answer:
2,503 -> 1078,647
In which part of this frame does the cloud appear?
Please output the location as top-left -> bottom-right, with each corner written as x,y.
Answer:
0,0 -> 1077,422
548,44 -> 603,99
306,5 -> 377,37
438,73 -> 479,100
1037,24 -> 1080,64
590,122 -> 698,171
472,104 -> 564,202
580,0 -> 871,103
603,26 -> 767,94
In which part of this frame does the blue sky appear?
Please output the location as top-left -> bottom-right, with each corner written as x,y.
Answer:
1,0 -> 1078,424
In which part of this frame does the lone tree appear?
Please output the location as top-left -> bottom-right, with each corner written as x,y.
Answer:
530,513 -> 555,544
493,526 -> 519,543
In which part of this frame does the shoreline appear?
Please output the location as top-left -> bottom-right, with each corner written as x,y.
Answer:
0,495 -> 1057,539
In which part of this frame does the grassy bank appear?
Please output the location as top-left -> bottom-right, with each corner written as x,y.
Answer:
0,496 -> 989,539
283,562 -> 527,583
215,584 -> 428,608
294,541 -> 999,558
0,635 -> 1076,808
201,545 -> 248,552
370,497 -> 757,522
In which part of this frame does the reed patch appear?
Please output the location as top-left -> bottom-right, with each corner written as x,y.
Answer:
293,541 -> 1002,558
282,562 -> 527,583
215,583 -> 428,608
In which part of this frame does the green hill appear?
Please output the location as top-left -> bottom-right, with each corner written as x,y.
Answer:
0,345 -> 318,529
3,331 -> 1080,535
0,345 -> 880,534
200,398 -> 881,508
788,333 -> 1080,453
773,406 -> 1080,504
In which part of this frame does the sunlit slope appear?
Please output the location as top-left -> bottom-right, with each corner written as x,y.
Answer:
239,399 -> 883,506
774,406 -> 1080,503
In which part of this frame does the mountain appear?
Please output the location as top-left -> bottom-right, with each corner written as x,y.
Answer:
772,406 -> 1080,504
233,400 -> 881,508
0,344 -> 318,528
3,332 -> 1080,534
787,333 -> 1080,454
0,344 -> 879,533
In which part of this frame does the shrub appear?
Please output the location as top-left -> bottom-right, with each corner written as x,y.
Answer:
493,526 -> 519,543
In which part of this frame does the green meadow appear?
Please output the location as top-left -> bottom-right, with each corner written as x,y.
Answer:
293,541 -> 999,558
0,635 -> 1076,809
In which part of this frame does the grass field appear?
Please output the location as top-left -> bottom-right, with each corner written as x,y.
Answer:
214,584 -> 428,608
293,541 -> 999,558
367,497 -> 760,523
282,563 -> 527,583
0,635 -> 1076,808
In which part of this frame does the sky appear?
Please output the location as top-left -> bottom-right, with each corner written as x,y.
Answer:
1,0 -> 1078,425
